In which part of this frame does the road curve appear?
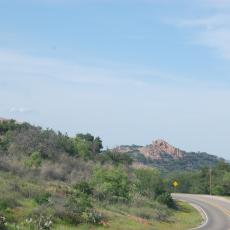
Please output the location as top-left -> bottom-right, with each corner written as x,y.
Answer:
173,194 -> 230,230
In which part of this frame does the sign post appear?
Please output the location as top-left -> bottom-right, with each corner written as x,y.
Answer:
172,180 -> 179,193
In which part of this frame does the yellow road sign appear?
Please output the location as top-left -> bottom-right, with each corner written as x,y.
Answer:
173,181 -> 179,188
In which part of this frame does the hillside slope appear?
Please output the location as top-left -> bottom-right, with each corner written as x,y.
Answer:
0,119 -> 203,230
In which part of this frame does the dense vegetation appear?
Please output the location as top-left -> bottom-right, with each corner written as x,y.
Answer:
0,120 -> 189,230
128,151 -> 220,173
167,161 -> 230,195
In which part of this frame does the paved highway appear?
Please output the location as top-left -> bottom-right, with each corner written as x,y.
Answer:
173,194 -> 230,230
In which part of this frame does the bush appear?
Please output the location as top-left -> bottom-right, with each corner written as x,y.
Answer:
73,181 -> 93,195
0,195 -> 19,210
86,209 -> 104,224
34,192 -> 51,205
69,182 -> 93,212
25,151 -> 42,169
0,216 -> 7,230
152,202 -> 171,221
61,182 -> 104,225
156,192 -> 175,208
24,215 -> 53,230
124,194 -> 172,222
91,166 -> 131,203
212,185 -> 224,195
134,168 -> 165,199
66,192 -> 92,216
35,215 -> 53,230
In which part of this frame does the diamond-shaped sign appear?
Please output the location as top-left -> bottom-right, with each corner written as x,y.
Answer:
173,181 -> 179,188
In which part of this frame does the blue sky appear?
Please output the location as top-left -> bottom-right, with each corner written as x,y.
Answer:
1,0 -> 230,158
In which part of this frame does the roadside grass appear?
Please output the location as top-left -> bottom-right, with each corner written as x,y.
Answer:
153,201 -> 202,230
0,171 -> 202,230
54,201 -> 202,230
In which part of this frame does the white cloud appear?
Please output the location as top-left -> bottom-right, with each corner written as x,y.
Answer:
173,14 -> 230,60
161,0 -> 230,61
0,49 -> 194,89
198,28 -> 230,59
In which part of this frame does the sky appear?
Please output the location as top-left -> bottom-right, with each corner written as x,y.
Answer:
0,0 -> 230,158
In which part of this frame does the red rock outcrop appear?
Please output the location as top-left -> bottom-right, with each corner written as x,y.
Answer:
139,139 -> 184,160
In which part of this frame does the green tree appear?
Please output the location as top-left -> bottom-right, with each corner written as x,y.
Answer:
65,182 -> 93,224
92,137 -> 103,154
76,133 -> 94,143
57,132 -> 76,156
222,172 -> 230,195
215,160 -> 230,172
0,119 -> 18,135
74,136 -> 92,159
74,134 -> 103,159
91,166 -> 131,202
135,168 -> 164,198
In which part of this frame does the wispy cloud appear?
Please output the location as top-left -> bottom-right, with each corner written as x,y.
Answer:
0,49 -> 195,89
171,13 -> 230,60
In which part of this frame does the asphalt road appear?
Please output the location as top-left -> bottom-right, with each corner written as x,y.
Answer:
173,194 -> 230,230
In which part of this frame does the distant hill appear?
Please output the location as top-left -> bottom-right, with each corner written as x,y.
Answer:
113,139 -> 222,172
0,117 -> 9,122
0,118 -> 223,173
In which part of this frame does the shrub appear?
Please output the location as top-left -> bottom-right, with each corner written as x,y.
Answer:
25,151 -> 42,169
91,166 -> 131,203
83,209 -> 104,224
24,215 -> 53,230
66,192 -> 92,215
34,192 -> 51,205
125,194 -> 172,222
0,216 -> 7,230
63,183 -> 93,224
212,185 -> 224,195
0,195 -> 19,210
73,181 -> 93,196
36,215 -> 53,230
156,192 -> 175,208
25,205 -> 54,230
55,205 -> 84,225
134,168 -> 165,199
153,202 -> 171,221
61,182 -> 103,225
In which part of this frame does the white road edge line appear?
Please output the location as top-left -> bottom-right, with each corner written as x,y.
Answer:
188,202 -> 209,230
175,198 -> 209,230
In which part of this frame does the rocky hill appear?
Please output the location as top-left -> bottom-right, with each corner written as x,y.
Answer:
114,139 -> 184,160
113,139 -> 221,172
140,139 -> 184,160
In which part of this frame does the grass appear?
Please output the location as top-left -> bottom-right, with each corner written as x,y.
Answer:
0,171 -> 202,230
153,201 -> 203,230
54,201 -> 202,230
